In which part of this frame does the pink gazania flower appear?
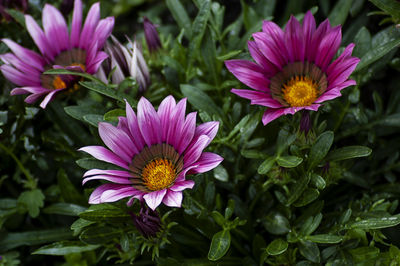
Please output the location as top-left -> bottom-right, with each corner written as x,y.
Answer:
79,96 -> 223,210
0,0 -> 114,108
225,11 -> 360,125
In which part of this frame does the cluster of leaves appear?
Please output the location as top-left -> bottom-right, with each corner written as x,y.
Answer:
1,0 -> 400,265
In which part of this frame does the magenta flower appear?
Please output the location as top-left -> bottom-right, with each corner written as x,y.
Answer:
225,11 -> 360,125
79,96 -> 223,210
143,16 -> 161,53
0,0 -> 114,108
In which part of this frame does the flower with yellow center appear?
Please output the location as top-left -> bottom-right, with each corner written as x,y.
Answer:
80,96 -> 223,210
225,10 -> 360,125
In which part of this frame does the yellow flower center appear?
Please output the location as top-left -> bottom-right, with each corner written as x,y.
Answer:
142,158 -> 176,191
282,76 -> 319,107
52,76 -> 67,90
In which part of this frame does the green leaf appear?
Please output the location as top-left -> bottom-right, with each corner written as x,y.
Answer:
300,213 -> 323,236
276,129 -> 296,156
76,158 -> 120,170
293,188 -> 320,207
328,0 -> 353,26
5,9 -> 25,27
17,189 -> 45,218
326,146 -> 372,162
43,203 -> 86,216
166,0 -> 193,39
266,238 -> 288,256
354,27 -> 372,58
216,50 -> 242,61
70,218 -> 95,236
57,169 -> 86,205
83,114 -> 105,128
80,81 -> 134,103
32,241 -> 100,255
103,109 -> 125,122
355,31 -> 400,72
79,208 -> 131,223
370,0 -> 400,19
189,0 -> 211,62
213,165 -> 228,182
299,241 -> 320,263
258,157 -> 275,174
349,246 -> 380,262
377,113 -> 400,127
287,174 -> 311,205
305,234 -> 344,244
0,228 -> 73,252
80,226 -> 123,245
350,214 -> 400,229
310,174 -> 326,190
208,230 -> 231,261
308,131 -> 334,170
64,105 -> 102,123
181,84 -> 223,118
263,212 -> 290,235
211,211 -> 226,227
276,156 -> 303,168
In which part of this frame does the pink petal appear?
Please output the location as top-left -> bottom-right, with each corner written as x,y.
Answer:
167,98 -> 187,147
170,180 -> 195,192
92,17 -> 114,50
193,121 -> 219,147
0,53 -> 41,77
70,0 -> 82,48
79,2 -> 100,50
284,15 -> 305,62
42,4 -> 69,55
25,15 -> 55,60
100,186 -> 140,203
83,174 -> 132,185
88,183 -> 127,204
137,97 -> 162,147
125,100 -> 145,151
262,108 -> 286,125
262,20 -> 289,62
1,64 -> 41,86
10,86 -> 48,95
39,90 -> 60,109
162,190 -> 183,208
78,146 -> 129,169
86,51 -> 108,74
315,26 -> 342,70
303,11 -> 316,58
309,19 -> 331,62
2,39 -> 45,71
24,92 -> 48,104
157,95 -> 177,142
98,122 -> 138,163
177,112 -> 196,154
184,135 -> 210,168
327,57 -> 359,89
84,169 -> 132,177
191,152 -> 223,174
143,189 -> 167,210
231,89 -> 282,108
247,40 -> 278,75
225,59 -> 270,92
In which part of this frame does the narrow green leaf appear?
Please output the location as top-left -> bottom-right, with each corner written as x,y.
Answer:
32,241 -> 99,255
308,131 -> 334,170
276,156 -> 303,168
350,214 -> 400,229
370,0 -> 400,19
44,69 -> 99,82
287,174 -> 311,205
328,0 -> 353,26
43,203 -> 86,216
208,230 -> 231,261
326,146 -> 372,162
213,165 -> 229,182
355,36 -> 400,72
189,0 -> 211,62
103,109 -> 125,122
57,168 -> 86,205
305,234 -> 344,244
310,174 -> 326,190
216,50 -> 242,61
293,188 -> 320,207
0,229 -> 73,252
276,129 -> 296,156
211,211 -> 226,227
5,9 -> 25,28
70,218 -> 95,236
263,212 -> 290,235
299,240 -> 320,263
349,246 -> 380,262
266,238 -> 288,256
181,84 -> 223,118
80,226 -> 123,245
300,213 -> 323,236
258,157 -> 275,174
79,208 -> 130,223
166,0 -> 193,39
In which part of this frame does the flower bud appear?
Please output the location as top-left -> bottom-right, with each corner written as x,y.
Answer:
143,16 -> 161,53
